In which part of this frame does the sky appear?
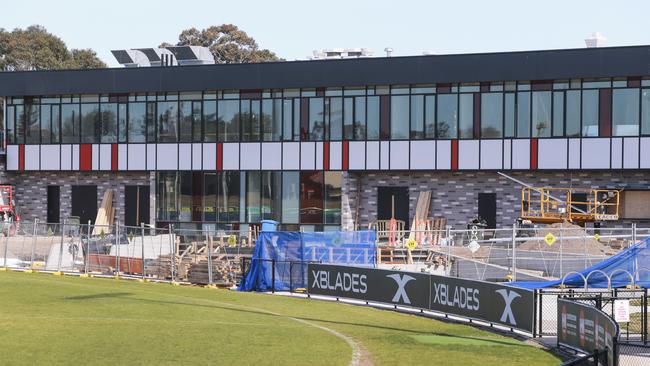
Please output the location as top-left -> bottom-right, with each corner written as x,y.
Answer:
1,0 -> 648,67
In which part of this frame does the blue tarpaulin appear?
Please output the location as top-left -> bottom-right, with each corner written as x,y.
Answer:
238,231 -> 376,292
513,237 -> 650,289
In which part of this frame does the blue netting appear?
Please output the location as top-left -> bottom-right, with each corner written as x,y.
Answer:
238,231 -> 376,292
513,237 -> 650,289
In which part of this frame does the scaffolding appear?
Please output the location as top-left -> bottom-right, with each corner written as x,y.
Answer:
520,187 -> 621,224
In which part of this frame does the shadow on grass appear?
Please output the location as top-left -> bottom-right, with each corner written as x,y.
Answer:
64,292 -> 133,300
122,296 -> 533,348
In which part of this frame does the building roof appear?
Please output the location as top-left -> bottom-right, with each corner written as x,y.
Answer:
1,45 -> 650,97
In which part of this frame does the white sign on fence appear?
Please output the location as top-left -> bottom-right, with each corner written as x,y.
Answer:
613,299 -> 630,323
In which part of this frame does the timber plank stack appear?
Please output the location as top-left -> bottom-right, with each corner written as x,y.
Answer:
92,190 -> 115,236
409,191 -> 432,240
187,254 -> 242,286
146,254 -> 193,280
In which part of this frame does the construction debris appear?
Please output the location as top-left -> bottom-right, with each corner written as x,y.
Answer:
518,222 -> 615,255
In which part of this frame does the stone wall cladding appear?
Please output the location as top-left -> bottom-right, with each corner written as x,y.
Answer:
342,171 -> 650,230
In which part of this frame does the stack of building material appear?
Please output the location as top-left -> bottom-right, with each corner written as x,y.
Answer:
92,190 -> 115,236
187,254 -> 242,286
408,191 -> 431,240
146,254 -> 194,280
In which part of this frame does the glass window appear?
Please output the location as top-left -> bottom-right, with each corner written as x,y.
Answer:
552,92 -> 564,136
282,172 -> 300,223
410,95 -> 424,139
261,171 -> 282,220
246,171 -> 261,222
324,172 -> 341,225
156,172 -> 178,221
25,103 -> 40,144
300,171 -> 323,224
516,92 -> 530,137
504,93 -> 515,137
157,101 -> 178,142
582,90 -> 599,136
51,105 -> 60,143
293,99 -> 300,141
612,88 -> 639,136
458,94 -> 473,139
241,100 -> 260,142
343,98 -> 354,140
101,103 -> 117,143
6,106 -> 14,144
118,104 -> 127,143
128,102 -> 146,142
532,91 -> 552,137
218,100 -> 239,142
261,99 -> 281,141
179,101 -> 193,142
437,94 -> 457,139
61,104 -> 79,143
328,97 -> 343,140
203,173 -> 217,221
366,96 -> 379,140
145,102 -> 156,142
566,90 -> 581,137
424,95 -> 435,139
390,95 -> 409,139
80,103 -> 100,143
309,98 -> 324,140
481,93 -> 503,138
282,99 -> 294,141
178,172 -> 192,222
203,101 -> 217,142
15,105 -> 25,144
218,171 -> 240,222
643,90 -> 650,135
40,105 -> 51,143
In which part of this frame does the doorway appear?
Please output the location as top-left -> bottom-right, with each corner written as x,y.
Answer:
478,193 -> 497,229
47,186 -> 60,224
125,185 -> 150,227
377,187 -> 410,227
71,185 -> 98,225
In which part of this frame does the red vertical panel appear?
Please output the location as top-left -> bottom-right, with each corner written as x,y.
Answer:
599,89 -> 612,137
342,141 -> 349,171
216,143 -> 223,171
451,140 -> 459,170
530,138 -> 538,170
473,93 -> 481,139
323,141 -> 330,170
18,144 -> 25,171
111,144 -> 118,171
79,144 -> 92,171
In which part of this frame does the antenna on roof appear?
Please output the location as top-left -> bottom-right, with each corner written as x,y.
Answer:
384,47 -> 393,57
585,32 -> 607,48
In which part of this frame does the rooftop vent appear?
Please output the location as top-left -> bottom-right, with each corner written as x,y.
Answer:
585,32 -> 607,48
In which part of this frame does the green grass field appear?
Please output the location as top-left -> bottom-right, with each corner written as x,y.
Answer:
0,271 -> 560,365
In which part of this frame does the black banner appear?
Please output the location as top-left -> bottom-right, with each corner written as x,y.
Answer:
558,298 -> 618,366
307,263 -> 535,332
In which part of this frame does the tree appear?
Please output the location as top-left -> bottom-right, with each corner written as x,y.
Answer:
162,24 -> 281,64
0,25 -> 106,71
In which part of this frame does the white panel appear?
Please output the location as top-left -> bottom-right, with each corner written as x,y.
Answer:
282,142 -> 299,170
60,145 -> 72,170
99,144 -> 111,171
222,143 -> 239,170
479,140 -> 502,170
511,139 -> 530,170
458,140 -> 479,170
409,141 -> 435,170
240,142 -> 261,170
6,146 -> 18,170
72,144 -> 80,170
315,142 -> 323,170
568,139 -> 581,169
348,142 -> 365,170
330,142 -> 342,170
390,141 -> 409,170
581,138 -> 610,169
25,145 -> 40,170
192,143 -> 202,170
503,140 -> 512,170
623,138 -> 639,169
261,143 -> 282,170
128,144 -> 146,170
201,143 -> 216,170
300,142 -> 315,170
538,139 -> 568,169
156,143 -> 177,170
436,140 -> 451,170
641,138 -> 650,169
366,141 -> 379,170
380,141 -> 390,170
178,143 -> 192,170
147,144 -> 156,170
91,144 -> 99,170
41,145 -> 60,170
611,138 -> 623,169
